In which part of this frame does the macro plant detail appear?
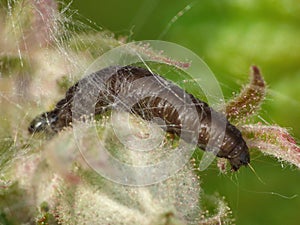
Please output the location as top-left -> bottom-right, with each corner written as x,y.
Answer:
0,0 -> 300,225
225,66 -> 300,169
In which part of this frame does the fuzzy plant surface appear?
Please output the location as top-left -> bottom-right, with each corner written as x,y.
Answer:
0,1 -> 299,225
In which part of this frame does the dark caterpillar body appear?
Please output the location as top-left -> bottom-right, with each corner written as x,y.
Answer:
28,66 -> 250,171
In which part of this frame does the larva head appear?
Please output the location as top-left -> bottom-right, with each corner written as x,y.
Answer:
227,139 -> 250,171
28,111 -> 58,133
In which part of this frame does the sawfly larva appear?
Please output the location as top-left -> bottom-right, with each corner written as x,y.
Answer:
29,66 -> 250,171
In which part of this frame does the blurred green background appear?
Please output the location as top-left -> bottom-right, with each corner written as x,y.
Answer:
70,0 -> 300,224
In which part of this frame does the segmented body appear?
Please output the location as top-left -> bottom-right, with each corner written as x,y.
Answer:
29,66 -> 250,170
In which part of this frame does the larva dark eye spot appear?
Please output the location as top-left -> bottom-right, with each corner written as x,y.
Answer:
28,112 -> 58,134
28,114 -> 47,133
28,65 -> 250,171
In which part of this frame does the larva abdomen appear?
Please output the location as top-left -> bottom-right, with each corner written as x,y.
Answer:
28,66 -> 250,170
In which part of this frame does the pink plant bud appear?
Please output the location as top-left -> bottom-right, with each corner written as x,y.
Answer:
225,66 -> 266,123
22,0 -> 58,50
241,124 -> 300,168
4,0 -> 58,52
